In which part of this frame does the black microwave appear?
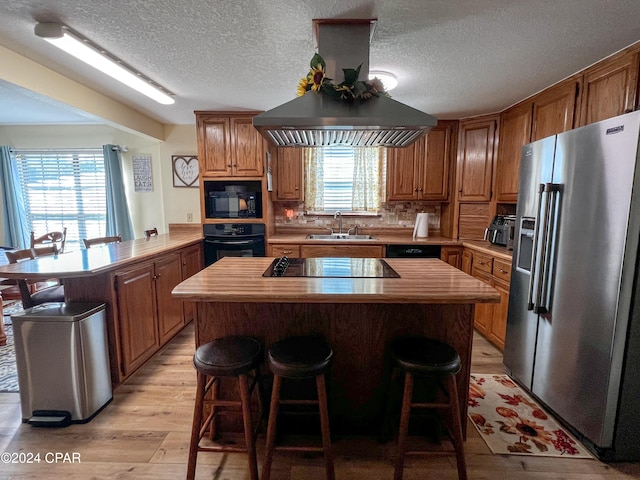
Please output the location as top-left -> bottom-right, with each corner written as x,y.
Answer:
206,191 -> 261,219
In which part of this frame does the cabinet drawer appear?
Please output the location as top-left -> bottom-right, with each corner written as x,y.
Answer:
493,258 -> 512,282
472,252 -> 493,275
270,244 -> 300,258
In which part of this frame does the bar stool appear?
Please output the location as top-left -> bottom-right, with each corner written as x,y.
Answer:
389,336 -> 467,480
262,335 -> 335,480
186,336 -> 266,480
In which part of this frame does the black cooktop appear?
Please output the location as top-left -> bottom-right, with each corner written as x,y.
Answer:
263,257 -> 400,278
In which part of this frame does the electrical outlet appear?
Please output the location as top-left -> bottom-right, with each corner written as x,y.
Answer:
187,213 -> 193,222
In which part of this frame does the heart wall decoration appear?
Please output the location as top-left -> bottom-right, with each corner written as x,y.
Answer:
172,155 -> 199,188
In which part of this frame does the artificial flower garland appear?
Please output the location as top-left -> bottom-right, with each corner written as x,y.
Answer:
297,53 -> 388,101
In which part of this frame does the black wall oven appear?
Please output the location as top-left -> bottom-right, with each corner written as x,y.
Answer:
203,223 -> 266,266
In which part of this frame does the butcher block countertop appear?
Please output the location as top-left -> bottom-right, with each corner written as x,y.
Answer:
0,232 -> 203,279
172,256 -> 500,304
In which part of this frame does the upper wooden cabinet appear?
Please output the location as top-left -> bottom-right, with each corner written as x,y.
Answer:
495,102 -> 533,203
578,50 -> 639,127
196,112 -> 264,177
456,116 -> 497,202
387,121 -> 455,201
531,79 -> 580,141
274,147 -> 304,201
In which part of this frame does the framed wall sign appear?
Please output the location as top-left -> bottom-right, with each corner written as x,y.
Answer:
172,155 -> 199,188
132,154 -> 153,192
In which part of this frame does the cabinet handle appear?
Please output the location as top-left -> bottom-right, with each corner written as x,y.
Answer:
282,250 -> 292,255
499,268 -> 508,274
227,164 -> 232,167
414,187 -> 419,192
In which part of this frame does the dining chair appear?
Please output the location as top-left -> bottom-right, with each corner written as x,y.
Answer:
30,227 -> 67,254
5,247 -> 65,309
83,235 -> 122,249
144,227 -> 158,238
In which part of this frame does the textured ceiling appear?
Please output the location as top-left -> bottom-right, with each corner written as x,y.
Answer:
1,0 -> 640,126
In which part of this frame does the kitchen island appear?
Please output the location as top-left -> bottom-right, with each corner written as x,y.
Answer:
172,256 -> 499,435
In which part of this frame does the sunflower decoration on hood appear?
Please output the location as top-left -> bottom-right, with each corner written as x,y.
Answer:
297,53 -> 389,102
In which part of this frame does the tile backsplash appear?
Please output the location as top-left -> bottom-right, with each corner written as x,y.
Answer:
274,202 -> 441,231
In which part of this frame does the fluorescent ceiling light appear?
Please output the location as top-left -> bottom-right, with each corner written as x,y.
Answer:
369,71 -> 398,91
34,22 -> 175,105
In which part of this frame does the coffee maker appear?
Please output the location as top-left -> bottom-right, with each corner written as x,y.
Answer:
485,215 -> 516,249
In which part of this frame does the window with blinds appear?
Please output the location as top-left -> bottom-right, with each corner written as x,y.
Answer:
323,146 -> 355,210
14,149 -> 107,250
306,145 -> 386,213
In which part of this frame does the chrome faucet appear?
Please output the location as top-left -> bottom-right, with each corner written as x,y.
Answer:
334,210 -> 343,234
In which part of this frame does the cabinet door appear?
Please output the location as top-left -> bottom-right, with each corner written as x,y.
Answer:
116,264 -> 159,376
579,51 -> 639,126
387,140 -> 421,201
471,268 -> 494,334
495,102 -> 532,202
181,244 -> 203,324
489,278 -> 510,350
197,115 -> 232,176
440,246 -> 462,270
230,117 -> 264,176
300,245 -> 384,258
457,117 -> 496,202
461,249 -> 472,275
155,253 -> 185,345
421,122 -> 453,201
275,148 -> 304,200
532,79 -> 580,141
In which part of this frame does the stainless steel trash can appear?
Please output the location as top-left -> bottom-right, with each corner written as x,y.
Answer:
11,302 -> 112,426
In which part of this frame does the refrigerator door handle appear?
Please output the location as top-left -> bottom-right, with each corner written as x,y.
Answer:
534,183 -> 558,314
537,183 -> 561,314
527,183 -> 546,310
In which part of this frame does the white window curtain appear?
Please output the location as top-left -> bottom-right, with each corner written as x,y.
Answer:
304,147 -> 386,212
304,148 -> 324,211
352,147 -> 386,212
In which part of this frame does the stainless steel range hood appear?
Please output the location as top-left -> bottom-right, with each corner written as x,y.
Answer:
253,19 -> 437,148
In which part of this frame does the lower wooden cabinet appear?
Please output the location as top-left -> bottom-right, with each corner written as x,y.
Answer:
440,246 -> 463,269
180,244 -> 204,324
155,253 -> 185,346
115,263 -> 160,377
115,245 -> 202,378
465,247 -> 512,350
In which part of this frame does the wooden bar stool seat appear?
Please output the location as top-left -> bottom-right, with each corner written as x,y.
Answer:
390,336 -> 467,480
262,335 -> 335,480
186,336 -> 266,480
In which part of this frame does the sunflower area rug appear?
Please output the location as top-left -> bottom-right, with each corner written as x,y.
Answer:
468,374 -> 593,458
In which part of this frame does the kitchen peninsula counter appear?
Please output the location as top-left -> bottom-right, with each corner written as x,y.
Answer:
0,232 -> 204,385
172,256 -> 499,435
0,232 -> 202,280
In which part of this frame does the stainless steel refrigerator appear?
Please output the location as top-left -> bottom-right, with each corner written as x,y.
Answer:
504,110 -> 640,461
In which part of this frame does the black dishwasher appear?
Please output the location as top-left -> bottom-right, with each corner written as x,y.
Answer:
385,244 -> 441,258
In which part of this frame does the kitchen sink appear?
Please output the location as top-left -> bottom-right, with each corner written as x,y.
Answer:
306,234 -> 376,240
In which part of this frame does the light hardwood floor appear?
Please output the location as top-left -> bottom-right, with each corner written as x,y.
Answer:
1,324 -> 639,479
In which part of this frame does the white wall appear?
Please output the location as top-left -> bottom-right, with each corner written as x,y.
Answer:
0,123 -> 200,242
